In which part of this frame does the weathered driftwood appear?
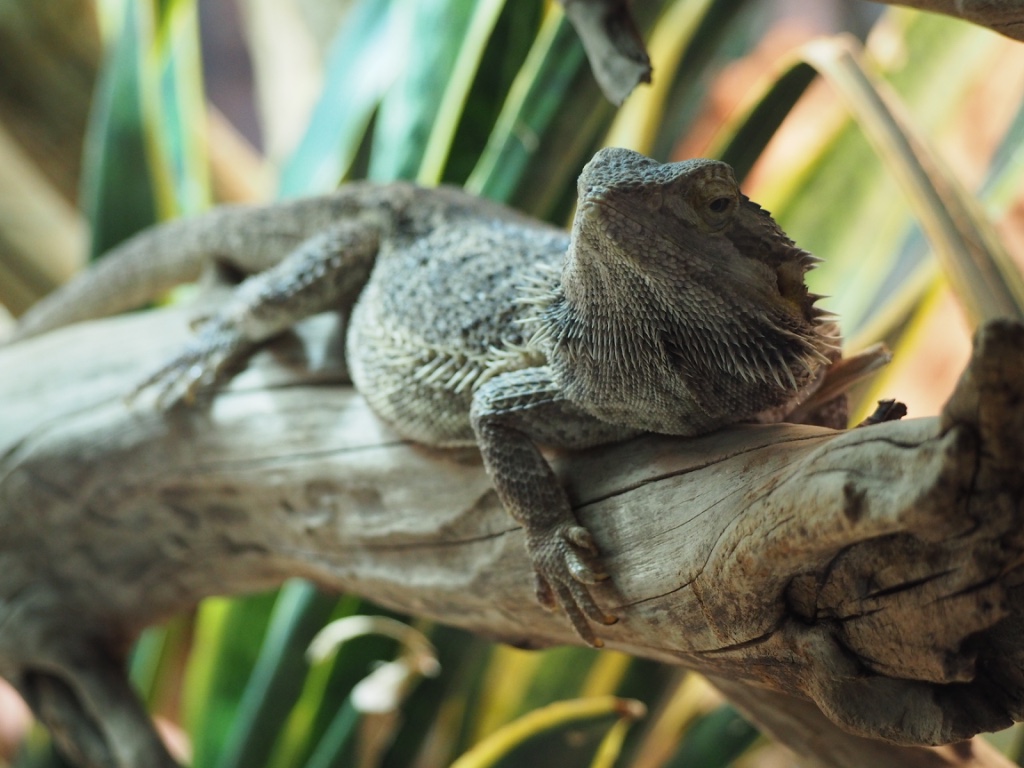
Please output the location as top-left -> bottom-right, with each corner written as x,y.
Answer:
2,308 -> 1024,768
878,0 -> 1024,39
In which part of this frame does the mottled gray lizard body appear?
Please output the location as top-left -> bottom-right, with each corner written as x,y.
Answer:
13,148 -> 838,645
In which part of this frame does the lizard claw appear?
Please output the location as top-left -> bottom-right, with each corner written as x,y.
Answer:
528,523 -> 618,647
129,320 -> 248,410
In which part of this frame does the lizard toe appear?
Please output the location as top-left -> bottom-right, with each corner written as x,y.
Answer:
130,322 -> 248,410
531,539 -> 617,644
568,580 -> 616,628
551,581 -> 603,648
534,573 -> 559,613
566,554 -> 607,584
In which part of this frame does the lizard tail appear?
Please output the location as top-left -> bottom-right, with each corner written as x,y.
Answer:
9,184 -> 410,343
10,217 -> 224,342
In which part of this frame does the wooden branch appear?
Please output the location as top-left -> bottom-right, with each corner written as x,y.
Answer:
568,0 -> 1024,104
878,0 -> 1024,40
2,309 -> 1024,767
710,676 -> 1017,768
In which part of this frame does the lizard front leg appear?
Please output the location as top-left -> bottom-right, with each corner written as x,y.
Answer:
136,222 -> 380,405
470,367 -> 639,646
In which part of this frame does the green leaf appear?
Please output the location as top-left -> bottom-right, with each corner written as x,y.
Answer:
649,0 -> 756,160
12,730 -> 76,768
604,0 -> 728,156
450,696 -> 645,768
278,0 -> 407,197
738,15 -> 1024,336
293,616 -> 440,768
214,581 -> 339,768
149,0 -> 209,216
664,705 -> 760,768
183,591 -> 279,768
81,0 -> 207,259
464,7 -> 594,205
799,36 -> 1024,325
465,2 -> 663,218
368,0 -> 508,184
979,97 -> 1024,206
129,617 -> 191,710
378,625 -> 491,767
265,603 -> 405,768
297,699 -> 361,768
519,647 -> 599,714
711,60 -> 818,183
435,0 -> 544,186
80,0 -> 159,258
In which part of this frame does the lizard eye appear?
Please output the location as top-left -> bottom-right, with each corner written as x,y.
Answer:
698,189 -> 737,230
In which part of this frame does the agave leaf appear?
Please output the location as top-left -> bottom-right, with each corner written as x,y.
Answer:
464,7 -> 592,204
79,0 -> 159,258
588,713 -> 636,768
369,0 -> 508,184
799,35 -> 1024,325
603,0 -> 719,155
705,12 -> 1024,417
277,0 -> 408,197
663,704 -> 760,768
128,617 -> 192,711
980,97 -> 1024,206
450,696 -> 645,768
374,626 -> 490,766
713,39 -> 1022,339
211,581 -> 338,768
417,0 -> 511,185
469,646 -> 551,743
81,0 -> 208,260
148,0 -> 210,217
0,127 -> 85,314
465,2 -> 664,218
263,597 -> 383,768
295,700 -> 361,768
710,59 -> 819,183
648,0 -> 755,160
293,617 -> 445,768
736,12 -> 1024,336
183,592 -> 279,768
578,650 -> 633,697
626,672 -> 713,768
0,1 -> 95,315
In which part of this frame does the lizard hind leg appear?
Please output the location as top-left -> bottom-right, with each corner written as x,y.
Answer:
131,222 -> 380,408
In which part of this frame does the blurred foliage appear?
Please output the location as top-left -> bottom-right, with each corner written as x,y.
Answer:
4,0 -> 1024,766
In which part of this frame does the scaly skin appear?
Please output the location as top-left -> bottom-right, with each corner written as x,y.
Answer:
13,148 -> 838,645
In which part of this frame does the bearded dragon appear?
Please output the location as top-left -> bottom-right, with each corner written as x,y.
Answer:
13,148 -> 850,645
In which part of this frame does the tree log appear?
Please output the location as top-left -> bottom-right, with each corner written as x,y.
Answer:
2,309 -> 1024,767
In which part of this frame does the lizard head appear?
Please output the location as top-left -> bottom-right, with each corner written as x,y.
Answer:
546,147 -> 837,433
570,147 -> 824,319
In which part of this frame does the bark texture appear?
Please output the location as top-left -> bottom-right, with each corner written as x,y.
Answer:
2,310 -> 1024,767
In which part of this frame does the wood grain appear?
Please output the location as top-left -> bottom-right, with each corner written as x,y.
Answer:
2,310 -> 1023,767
